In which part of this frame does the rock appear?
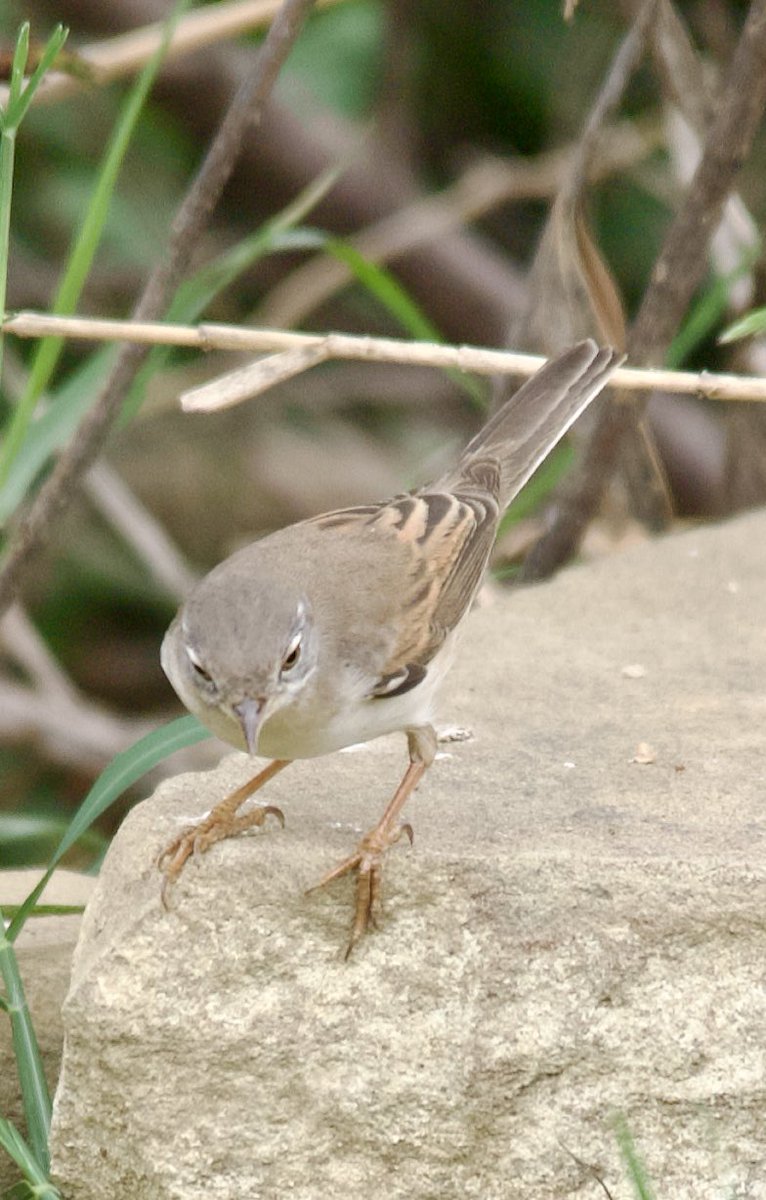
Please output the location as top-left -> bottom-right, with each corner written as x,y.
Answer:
51,511 -> 766,1199
0,870 -> 94,1195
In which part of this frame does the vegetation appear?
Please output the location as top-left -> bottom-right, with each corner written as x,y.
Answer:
2,0 -> 766,1193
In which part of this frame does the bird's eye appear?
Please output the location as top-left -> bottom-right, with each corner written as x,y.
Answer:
280,633 -> 302,674
186,646 -> 214,686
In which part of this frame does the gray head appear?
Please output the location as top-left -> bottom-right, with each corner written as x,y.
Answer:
162,554 -> 316,754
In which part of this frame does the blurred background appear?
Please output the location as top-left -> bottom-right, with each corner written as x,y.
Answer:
2,0 -> 766,866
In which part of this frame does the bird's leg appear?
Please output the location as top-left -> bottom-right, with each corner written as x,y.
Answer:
157,758 -> 291,904
309,725 -> 437,956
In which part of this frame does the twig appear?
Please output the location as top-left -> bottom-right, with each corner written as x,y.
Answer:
0,605 -> 152,772
0,0 -> 318,618
505,5 -> 654,367
569,0 -> 657,191
1,338 -> 196,599
83,463 -> 198,599
4,310 -> 766,403
0,607 -> 216,779
258,119 -> 659,329
645,0 -> 759,304
0,0 -> 341,109
0,680 -> 150,773
522,0 -> 766,581
0,605 -> 78,703
642,0 -> 714,134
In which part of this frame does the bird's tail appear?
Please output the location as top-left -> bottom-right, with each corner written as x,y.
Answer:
434,340 -> 624,509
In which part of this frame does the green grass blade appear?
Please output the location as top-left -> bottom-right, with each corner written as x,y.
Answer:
0,942 -> 51,1173
0,24 -> 67,427
4,26 -> 68,130
321,235 -> 485,406
120,163 -> 343,425
0,1118 -> 59,1198
615,1116 -> 656,1200
0,347 -> 116,524
5,24 -> 30,117
0,0 -> 192,486
2,905 -> 85,920
667,243 -> 761,367
5,716 -> 209,943
0,123 -> 16,397
0,813 -> 106,869
325,237 -> 441,340
176,163 -> 344,307
720,304 -> 766,344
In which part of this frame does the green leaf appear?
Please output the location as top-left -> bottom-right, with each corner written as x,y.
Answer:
120,163 -> 343,425
5,23 -> 30,118
0,0 -> 192,485
3,26 -> 68,131
0,1117 -> 58,1197
0,945 -> 51,1172
0,813 -> 106,868
719,304 -> 766,345
291,231 -> 486,406
325,237 -> 441,341
1,905 -> 85,920
0,348 -> 116,524
668,241 -> 761,366
5,716 -> 209,943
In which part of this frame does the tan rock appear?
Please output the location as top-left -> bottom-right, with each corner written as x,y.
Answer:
51,511 -> 766,1199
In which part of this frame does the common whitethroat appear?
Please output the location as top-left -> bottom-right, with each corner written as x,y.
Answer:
158,340 -> 622,954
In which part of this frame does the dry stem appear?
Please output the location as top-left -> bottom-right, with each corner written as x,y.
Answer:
0,0 -> 342,109
522,0 -> 766,581
0,0 -> 319,618
4,310 -> 766,405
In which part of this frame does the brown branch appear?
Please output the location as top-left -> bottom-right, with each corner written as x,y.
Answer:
521,0 -> 766,582
0,0 -> 342,109
0,0 -> 317,617
6,311 -> 766,403
258,119 -> 659,331
506,3 -> 653,362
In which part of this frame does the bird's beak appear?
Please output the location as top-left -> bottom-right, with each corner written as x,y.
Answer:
234,697 -> 266,755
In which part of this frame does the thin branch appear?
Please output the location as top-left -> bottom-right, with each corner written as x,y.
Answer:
0,605 -> 79,702
569,0 -> 657,191
0,0 -> 318,618
0,676 -> 215,777
4,310 -> 766,403
0,606 -> 154,773
258,118 -> 660,329
0,678 -> 143,774
84,463 -> 198,599
1,338 -> 196,599
522,0 -> 766,582
0,0 -> 342,109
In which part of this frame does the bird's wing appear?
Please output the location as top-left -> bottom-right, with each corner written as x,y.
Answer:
308,479 -> 500,697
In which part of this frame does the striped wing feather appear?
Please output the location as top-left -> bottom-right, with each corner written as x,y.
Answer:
306,341 -> 622,699
309,477 -> 500,696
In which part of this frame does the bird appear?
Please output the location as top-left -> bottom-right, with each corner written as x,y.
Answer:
158,339 -> 622,954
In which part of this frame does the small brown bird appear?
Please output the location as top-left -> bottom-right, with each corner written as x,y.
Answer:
158,340 -> 622,953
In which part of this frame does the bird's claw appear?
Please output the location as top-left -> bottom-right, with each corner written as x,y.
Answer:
157,803 -> 285,906
308,819 -> 414,957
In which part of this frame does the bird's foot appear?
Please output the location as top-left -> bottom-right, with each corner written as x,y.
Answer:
157,802 -> 284,906
308,820 -> 413,957
157,758 -> 291,905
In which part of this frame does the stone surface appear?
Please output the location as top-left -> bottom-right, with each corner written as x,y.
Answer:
0,870 -> 94,1194
51,511 -> 766,1199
